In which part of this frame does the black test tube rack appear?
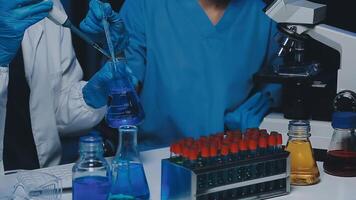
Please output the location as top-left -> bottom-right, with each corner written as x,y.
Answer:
161,151 -> 290,200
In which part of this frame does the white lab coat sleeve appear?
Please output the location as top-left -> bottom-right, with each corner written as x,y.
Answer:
0,67 -> 9,167
0,67 -> 8,124
54,25 -> 106,136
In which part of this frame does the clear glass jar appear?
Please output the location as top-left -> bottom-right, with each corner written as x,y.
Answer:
72,135 -> 111,200
324,112 -> 356,176
110,125 -> 150,200
285,120 -> 320,185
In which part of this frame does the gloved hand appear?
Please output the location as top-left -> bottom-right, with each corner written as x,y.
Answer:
225,91 -> 273,132
0,0 -> 53,65
80,0 -> 129,54
83,61 -> 115,109
83,61 -> 138,109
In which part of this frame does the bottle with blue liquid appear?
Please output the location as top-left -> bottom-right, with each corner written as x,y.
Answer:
72,135 -> 111,200
110,125 -> 150,200
105,60 -> 145,128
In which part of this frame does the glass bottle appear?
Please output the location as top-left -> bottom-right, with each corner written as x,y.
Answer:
106,60 -> 145,128
72,135 -> 111,200
324,112 -> 356,176
109,125 -> 150,200
285,120 -> 320,185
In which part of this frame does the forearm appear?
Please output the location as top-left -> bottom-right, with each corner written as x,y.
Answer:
56,81 -> 106,136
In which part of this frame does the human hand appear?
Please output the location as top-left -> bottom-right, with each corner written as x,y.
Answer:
225,92 -> 272,132
80,0 -> 129,55
83,61 -> 137,109
0,0 -> 53,65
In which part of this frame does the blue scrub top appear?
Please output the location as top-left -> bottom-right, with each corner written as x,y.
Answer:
120,0 -> 277,150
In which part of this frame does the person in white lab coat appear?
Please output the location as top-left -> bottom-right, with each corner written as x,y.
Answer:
0,0 -> 123,171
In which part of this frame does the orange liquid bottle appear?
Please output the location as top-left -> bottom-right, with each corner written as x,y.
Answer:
285,120 -> 320,185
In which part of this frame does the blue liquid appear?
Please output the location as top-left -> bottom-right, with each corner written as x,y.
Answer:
110,163 -> 150,200
106,89 -> 145,128
73,176 -> 111,200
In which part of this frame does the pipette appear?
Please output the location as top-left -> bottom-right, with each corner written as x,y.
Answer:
100,3 -> 120,70
45,2 -> 111,59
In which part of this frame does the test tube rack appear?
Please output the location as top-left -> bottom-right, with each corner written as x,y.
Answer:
161,151 -> 290,200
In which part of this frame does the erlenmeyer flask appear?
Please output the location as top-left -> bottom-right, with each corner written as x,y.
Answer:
106,60 -> 145,128
285,120 -> 320,185
109,125 -> 150,200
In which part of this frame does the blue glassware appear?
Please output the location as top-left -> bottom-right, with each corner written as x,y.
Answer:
72,135 -> 111,200
110,125 -> 150,200
106,60 -> 145,128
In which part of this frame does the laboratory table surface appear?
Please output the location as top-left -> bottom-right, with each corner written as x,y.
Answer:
1,147 -> 356,200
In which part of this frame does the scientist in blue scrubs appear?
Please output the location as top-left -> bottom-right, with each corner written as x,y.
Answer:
82,0 -> 280,150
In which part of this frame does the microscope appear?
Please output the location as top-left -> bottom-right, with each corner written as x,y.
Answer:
255,0 -> 356,121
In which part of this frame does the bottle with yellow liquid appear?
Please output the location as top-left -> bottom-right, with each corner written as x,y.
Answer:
285,120 -> 320,185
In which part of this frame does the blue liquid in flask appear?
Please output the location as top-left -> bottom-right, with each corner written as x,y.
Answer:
73,176 -> 111,200
110,163 -> 150,200
110,126 -> 150,200
106,78 -> 145,128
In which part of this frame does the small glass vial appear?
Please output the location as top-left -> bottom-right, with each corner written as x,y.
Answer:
110,125 -> 150,200
285,120 -> 320,185
324,112 -> 356,177
72,135 -> 111,200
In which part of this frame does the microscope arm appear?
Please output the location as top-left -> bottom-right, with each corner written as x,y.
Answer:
305,24 -> 356,92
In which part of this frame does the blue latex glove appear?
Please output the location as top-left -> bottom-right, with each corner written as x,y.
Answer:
80,0 -> 128,54
83,61 -> 137,109
0,0 -> 53,65
225,91 -> 273,132
83,61 -> 115,109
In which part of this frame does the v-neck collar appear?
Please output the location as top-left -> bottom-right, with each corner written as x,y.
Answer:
176,0 -> 242,36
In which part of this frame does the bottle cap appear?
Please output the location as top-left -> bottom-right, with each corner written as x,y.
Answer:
260,129 -> 268,135
226,130 -> 234,139
332,112 -> 356,129
234,130 -> 242,139
258,137 -> 267,148
170,144 -> 174,153
189,149 -> 198,161
221,144 -> 230,156
201,145 -> 210,158
248,139 -> 257,151
210,145 -> 218,157
288,120 -> 311,137
270,131 -> 278,135
215,138 -> 222,150
176,143 -> 182,155
239,140 -> 248,151
268,134 -> 276,147
199,136 -> 208,143
276,134 -> 283,145
183,146 -> 190,158
230,143 -> 239,153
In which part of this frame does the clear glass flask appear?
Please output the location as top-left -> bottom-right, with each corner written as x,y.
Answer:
285,120 -> 320,185
72,135 -> 111,200
110,125 -> 150,200
324,112 -> 356,177
106,60 -> 145,128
